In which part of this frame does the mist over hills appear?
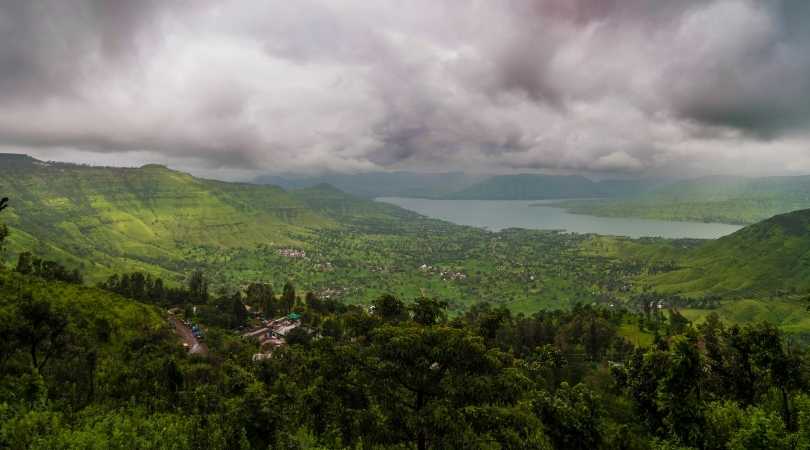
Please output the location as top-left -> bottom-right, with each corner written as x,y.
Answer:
442,174 -> 662,200
256,171 -> 663,200
562,174 -> 810,224
254,171 -> 485,199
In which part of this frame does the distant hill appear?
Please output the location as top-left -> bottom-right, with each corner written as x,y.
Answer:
648,208 -> 810,297
290,183 -> 420,221
0,154 -> 409,282
441,174 -> 659,200
560,174 -> 810,224
255,171 -> 484,199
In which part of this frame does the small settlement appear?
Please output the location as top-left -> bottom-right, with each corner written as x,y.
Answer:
242,312 -> 303,361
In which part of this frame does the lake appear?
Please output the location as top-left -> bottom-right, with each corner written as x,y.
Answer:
377,197 -> 743,239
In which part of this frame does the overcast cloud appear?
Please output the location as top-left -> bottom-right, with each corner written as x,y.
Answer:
1,0 -> 810,178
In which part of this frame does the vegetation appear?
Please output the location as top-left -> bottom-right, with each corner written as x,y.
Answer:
256,171 -> 483,199
442,174 -> 656,200
642,209 -> 810,297
5,154 -> 810,447
560,174 -> 810,225
2,257 -> 809,448
0,156 -> 650,315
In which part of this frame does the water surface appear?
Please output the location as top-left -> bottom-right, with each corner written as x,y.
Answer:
377,198 -> 742,239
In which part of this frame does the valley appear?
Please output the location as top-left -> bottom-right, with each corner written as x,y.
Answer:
2,154 -> 809,336
4,155 -> 810,448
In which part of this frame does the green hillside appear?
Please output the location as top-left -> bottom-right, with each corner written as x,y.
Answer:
645,208 -> 810,297
0,154 -> 334,281
561,174 -> 810,224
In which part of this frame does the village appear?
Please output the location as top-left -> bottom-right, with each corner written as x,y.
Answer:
242,312 -> 303,361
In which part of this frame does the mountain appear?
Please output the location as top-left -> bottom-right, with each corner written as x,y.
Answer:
441,174 -> 658,200
0,155 -> 404,282
255,171 -> 484,199
290,183 -> 419,221
561,174 -> 810,224
443,174 -> 601,200
648,208 -> 810,297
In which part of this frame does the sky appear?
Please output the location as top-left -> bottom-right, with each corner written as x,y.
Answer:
2,0 -> 810,180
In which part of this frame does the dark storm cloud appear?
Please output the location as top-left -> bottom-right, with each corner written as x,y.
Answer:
0,0 -> 172,103
663,0 -> 810,136
1,0 -> 810,176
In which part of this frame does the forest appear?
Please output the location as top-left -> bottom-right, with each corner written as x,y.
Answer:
2,215 -> 810,449
3,165 -> 810,449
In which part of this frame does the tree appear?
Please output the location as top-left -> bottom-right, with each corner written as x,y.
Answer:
744,324 -> 804,430
188,269 -> 209,303
230,292 -> 248,328
371,294 -> 408,323
15,251 -> 33,275
659,333 -> 706,446
362,325 -> 532,450
285,327 -> 311,346
532,382 -> 604,450
410,297 -> 448,326
246,283 -> 275,317
281,282 -> 296,314
15,294 -> 70,371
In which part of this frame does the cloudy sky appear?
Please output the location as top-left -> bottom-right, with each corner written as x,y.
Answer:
2,0 -> 810,179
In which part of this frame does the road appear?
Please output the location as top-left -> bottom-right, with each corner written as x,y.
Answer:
169,315 -> 208,356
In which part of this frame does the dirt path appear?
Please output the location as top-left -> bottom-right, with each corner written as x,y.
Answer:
169,315 -> 208,356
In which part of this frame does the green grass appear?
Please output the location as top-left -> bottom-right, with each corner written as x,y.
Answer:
680,298 -> 810,335
641,209 -> 810,298
617,322 -> 654,347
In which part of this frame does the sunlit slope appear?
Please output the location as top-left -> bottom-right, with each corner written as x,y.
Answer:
647,208 -> 810,296
0,154 -> 334,278
0,267 -> 166,340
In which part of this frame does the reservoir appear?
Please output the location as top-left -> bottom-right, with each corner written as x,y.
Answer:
377,198 -> 743,239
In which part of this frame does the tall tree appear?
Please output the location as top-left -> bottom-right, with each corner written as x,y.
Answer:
281,281 -> 296,314
15,295 -> 70,371
188,269 -> 209,303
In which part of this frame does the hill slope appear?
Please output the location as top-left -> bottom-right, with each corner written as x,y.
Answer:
0,154 -> 396,281
444,174 -> 602,200
256,171 -> 483,198
290,183 -> 420,221
561,174 -> 810,224
442,174 -> 659,200
647,208 -> 810,296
